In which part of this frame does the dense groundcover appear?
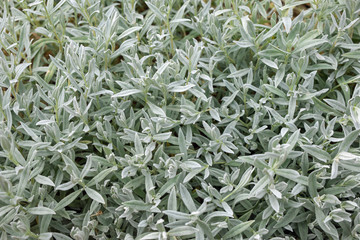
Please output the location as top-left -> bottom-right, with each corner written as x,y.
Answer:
1,0 -> 360,239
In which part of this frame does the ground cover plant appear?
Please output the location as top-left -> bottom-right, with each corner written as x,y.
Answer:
1,0 -> 360,239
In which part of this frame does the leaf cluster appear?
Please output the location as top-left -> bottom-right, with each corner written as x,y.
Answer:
1,0 -> 360,239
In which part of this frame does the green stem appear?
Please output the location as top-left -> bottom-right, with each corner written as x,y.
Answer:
166,1 -> 175,57
42,1 -> 62,52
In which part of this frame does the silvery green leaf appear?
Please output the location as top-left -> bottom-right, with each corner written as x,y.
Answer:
338,129 -> 360,153
145,2 -> 166,21
256,2 -> 267,18
112,89 -> 142,98
118,26 -> 142,40
308,171 -> 318,198
35,175 -> 55,187
28,207 -> 56,215
154,61 -> 170,77
275,169 -> 300,180
54,189 -> 82,211
196,219 -> 215,240
337,152 -> 359,160
250,176 -> 270,197
163,210 -> 191,220
261,22 -> 282,43
288,95 -> 297,120
331,160 -> 339,179
169,84 -> 195,92
80,157 -> 92,179
234,40 -> 255,48
189,88 -> 208,102
183,168 -> 203,183
181,161 -> 202,170
209,109 -> 221,122
315,206 -> 339,239
323,99 -> 346,112
286,130 -> 300,152
20,122 -> 41,142
274,64 -> 286,87
338,43 -> 360,50
85,187 -> 105,204
17,165 -> 30,196
261,59 -> 278,69
134,133 -> 144,155
221,201 -> 233,215
39,233 -> 52,240
223,221 -> 254,239
179,184 -> 196,212
36,119 -> 56,125
223,90 -> 239,108
203,211 -> 233,222
111,39 -> 138,59
214,9 -> 232,16
148,102 -> 166,117
55,181 -> 76,191
0,209 -> 16,227
153,132 -> 172,141
301,145 -> 331,162
269,194 -> 280,212
266,106 -> 286,123
157,176 -> 178,197
168,226 -> 198,237
295,39 -> 328,53
61,154 -> 81,177
87,166 -> 117,187
273,207 -> 300,228
313,97 -> 342,116
228,69 -> 249,78
15,63 -> 31,80
167,188 -> 177,222
282,17 -> 292,34
170,18 -> 191,24
52,233 -> 73,240
139,232 -> 161,240
0,206 -> 13,218
223,167 -> 254,201
342,50 -> 360,59
178,128 -> 188,160
264,84 -> 287,98
123,200 -> 152,211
